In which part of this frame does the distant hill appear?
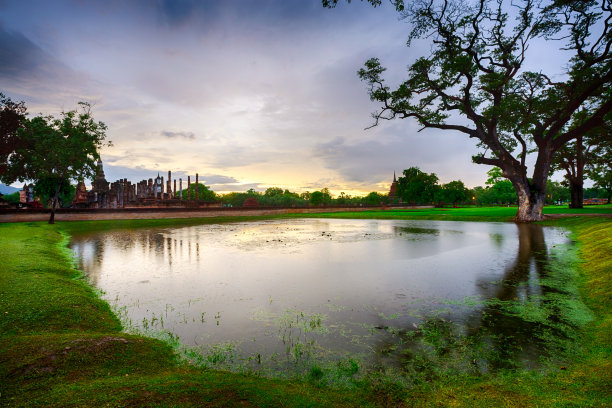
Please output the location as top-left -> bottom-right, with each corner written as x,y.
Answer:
0,184 -> 20,195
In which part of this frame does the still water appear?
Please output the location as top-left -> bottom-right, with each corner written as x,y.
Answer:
70,219 -> 572,374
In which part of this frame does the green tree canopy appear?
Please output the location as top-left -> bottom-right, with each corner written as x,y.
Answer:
438,180 -> 468,205
181,183 -> 217,202
397,167 -> 439,204
362,191 -> 388,206
0,92 -> 27,176
309,189 -> 332,206
34,176 -> 75,209
0,102 -> 109,223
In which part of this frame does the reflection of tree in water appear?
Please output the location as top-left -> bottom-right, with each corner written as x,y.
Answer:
468,223 -> 551,370
70,236 -> 108,287
368,224 -> 575,377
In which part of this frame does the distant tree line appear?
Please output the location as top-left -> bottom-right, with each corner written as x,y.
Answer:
393,166 -> 609,207
392,167 -> 469,206
218,187 -> 389,208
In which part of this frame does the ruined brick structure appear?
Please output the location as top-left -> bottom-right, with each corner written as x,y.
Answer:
77,160 -> 220,209
388,172 -> 398,202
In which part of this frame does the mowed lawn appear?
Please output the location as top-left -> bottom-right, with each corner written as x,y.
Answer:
0,209 -> 610,407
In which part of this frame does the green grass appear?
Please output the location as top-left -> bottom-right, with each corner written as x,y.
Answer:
1,209 -> 610,407
296,204 -> 612,223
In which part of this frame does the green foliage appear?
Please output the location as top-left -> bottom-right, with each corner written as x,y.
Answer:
34,177 -> 75,208
546,180 -> 570,204
264,187 -> 284,197
0,102 -> 108,222
2,103 -> 108,185
310,188 -> 333,206
362,191 -> 387,206
0,92 -> 27,176
586,143 -> 611,202
179,182 -> 217,202
396,167 -> 440,204
474,180 -> 517,205
485,168 -> 505,186
2,191 -> 19,204
437,180 -> 468,204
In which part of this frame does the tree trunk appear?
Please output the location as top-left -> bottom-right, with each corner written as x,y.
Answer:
568,135 -> 584,209
48,180 -> 61,224
507,146 -> 551,222
569,178 -> 584,209
515,184 -> 547,222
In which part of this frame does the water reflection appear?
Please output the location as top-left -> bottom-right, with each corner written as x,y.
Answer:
70,219 -> 572,375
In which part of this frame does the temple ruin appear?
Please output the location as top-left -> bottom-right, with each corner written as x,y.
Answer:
72,160 -> 221,209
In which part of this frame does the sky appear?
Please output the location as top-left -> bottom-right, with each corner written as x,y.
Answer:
0,0 -> 576,195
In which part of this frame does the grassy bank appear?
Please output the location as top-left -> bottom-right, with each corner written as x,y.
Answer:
298,204 -> 612,223
1,212 -> 610,407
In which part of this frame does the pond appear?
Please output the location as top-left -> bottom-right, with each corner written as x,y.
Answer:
70,219 -> 584,378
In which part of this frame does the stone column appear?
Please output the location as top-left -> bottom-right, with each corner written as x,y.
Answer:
187,176 -> 191,200
179,178 -> 182,200
195,173 -> 199,202
174,179 -> 176,200
167,171 -> 172,197
119,180 -> 124,208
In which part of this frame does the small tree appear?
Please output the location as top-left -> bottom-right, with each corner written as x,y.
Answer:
1,102 -> 109,224
183,183 -> 217,202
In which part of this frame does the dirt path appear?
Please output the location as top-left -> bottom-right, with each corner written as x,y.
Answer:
0,206 -> 427,223
545,213 -> 612,219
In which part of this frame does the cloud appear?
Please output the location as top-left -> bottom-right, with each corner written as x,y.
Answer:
0,23 -> 98,109
211,183 -> 263,192
201,174 -> 239,184
160,130 -> 195,140
312,126 -> 488,188
0,25 -> 47,80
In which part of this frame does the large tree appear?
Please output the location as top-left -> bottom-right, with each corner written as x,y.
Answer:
1,102 -> 109,223
552,105 -> 612,208
326,0 -> 611,221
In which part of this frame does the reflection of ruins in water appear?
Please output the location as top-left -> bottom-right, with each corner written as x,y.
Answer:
71,229 -> 203,287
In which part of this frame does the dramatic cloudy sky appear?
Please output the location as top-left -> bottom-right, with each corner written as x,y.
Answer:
1,0 -> 572,194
